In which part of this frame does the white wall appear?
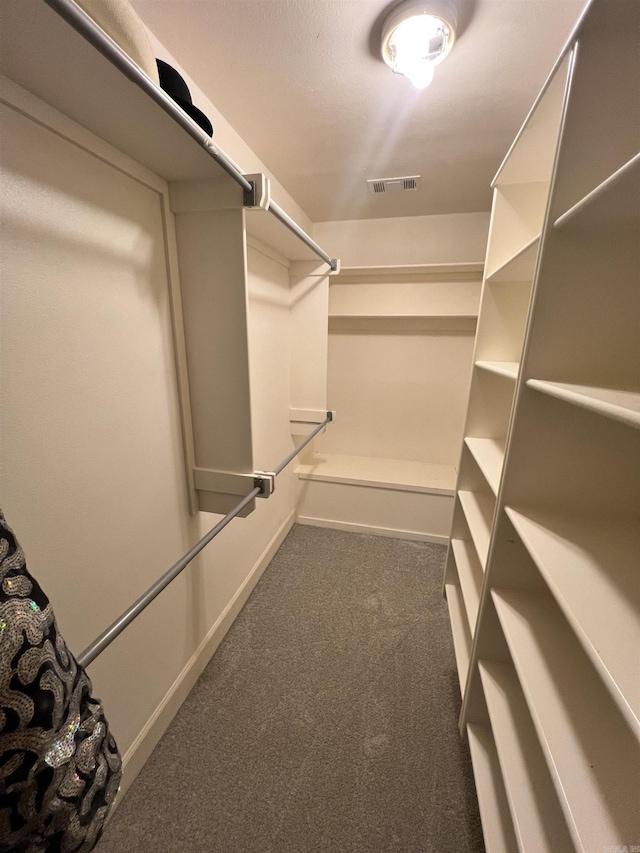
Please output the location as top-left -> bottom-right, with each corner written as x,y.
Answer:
313,212 -> 489,267
310,212 -> 489,466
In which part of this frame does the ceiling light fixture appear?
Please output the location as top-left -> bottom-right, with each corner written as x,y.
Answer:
381,0 -> 457,90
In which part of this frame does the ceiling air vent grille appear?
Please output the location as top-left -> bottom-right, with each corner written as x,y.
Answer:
367,175 -> 420,195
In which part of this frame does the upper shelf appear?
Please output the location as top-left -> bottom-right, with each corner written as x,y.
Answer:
333,263 -> 484,283
486,236 -> 539,284
328,315 -> 477,332
0,0 -> 327,265
527,379 -> 640,430
0,0 -> 229,183
554,153 -> 640,232
476,361 -> 519,381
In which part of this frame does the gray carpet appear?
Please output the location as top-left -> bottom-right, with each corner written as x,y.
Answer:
96,525 -> 485,853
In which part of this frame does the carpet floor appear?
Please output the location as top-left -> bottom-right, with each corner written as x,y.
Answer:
95,525 -> 485,853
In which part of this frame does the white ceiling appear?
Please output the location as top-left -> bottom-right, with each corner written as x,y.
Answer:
131,0 -> 586,222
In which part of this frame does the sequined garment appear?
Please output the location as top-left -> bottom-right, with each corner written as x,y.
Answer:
0,511 -> 122,852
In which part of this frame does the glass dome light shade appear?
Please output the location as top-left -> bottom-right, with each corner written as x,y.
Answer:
381,0 -> 457,88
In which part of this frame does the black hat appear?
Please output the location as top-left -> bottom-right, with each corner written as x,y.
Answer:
156,59 -> 213,137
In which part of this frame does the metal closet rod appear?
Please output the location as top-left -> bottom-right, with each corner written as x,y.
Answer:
44,0 -> 338,273
76,414 -> 332,669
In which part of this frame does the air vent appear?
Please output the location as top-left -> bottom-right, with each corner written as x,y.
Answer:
367,175 -> 420,195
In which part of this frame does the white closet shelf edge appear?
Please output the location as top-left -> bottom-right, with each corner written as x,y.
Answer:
527,379 -> 640,429
505,506 -> 640,734
491,588 -> 640,851
476,361 -> 519,380
554,152 -> 640,231
445,584 -> 472,691
478,661 -> 576,853
466,724 -> 519,853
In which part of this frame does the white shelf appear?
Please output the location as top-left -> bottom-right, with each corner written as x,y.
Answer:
458,490 -> 495,569
554,153 -> 640,232
486,236 -> 540,283
445,584 -> 472,692
505,507 -> 640,734
492,588 -> 640,851
479,661 -> 575,853
0,0 -> 324,265
476,361 -> 519,381
335,263 -> 484,280
328,314 -> 477,332
451,538 -> 483,634
0,0 -> 230,184
296,453 -> 456,495
467,724 -> 519,853
527,379 -> 640,429
464,438 -> 505,496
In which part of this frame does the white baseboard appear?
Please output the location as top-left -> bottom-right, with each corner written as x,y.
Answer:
112,509 -> 295,807
296,514 -> 449,546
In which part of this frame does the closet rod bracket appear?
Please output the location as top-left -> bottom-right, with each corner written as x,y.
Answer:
254,472 -> 276,498
243,173 -> 271,210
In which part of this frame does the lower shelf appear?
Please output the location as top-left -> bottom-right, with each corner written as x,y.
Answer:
467,723 -> 518,853
492,587 -> 640,850
296,452 -> 456,494
296,453 -> 456,543
445,583 -> 472,693
479,661 -> 574,852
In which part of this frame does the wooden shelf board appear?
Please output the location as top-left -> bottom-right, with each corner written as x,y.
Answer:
445,584 -> 472,692
0,0 -> 230,183
479,661 -> 575,853
554,153 -> 640,232
464,437 -> 505,496
506,507 -> 640,733
487,235 -> 540,283
476,361 -> 519,381
328,315 -> 477,332
296,453 -> 456,495
492,588 -> 640,850
0,1 -> 323,265
527,379 -> 640,429
451,538 -> 483,634
466,724 -> 519,853
458,490 -> 495,569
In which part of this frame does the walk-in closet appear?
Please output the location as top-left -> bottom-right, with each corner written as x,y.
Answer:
1,0 -> 637,850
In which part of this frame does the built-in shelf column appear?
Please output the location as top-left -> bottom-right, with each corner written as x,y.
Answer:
170,176 -> 256,516
289,260 -> 331,436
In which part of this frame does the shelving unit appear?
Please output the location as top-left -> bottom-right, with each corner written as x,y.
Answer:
478,660 -> 575,852
444,1 -> 640,849
296,262 -> 483,543
0,0 -> 338,517
466,724 -> 518,853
